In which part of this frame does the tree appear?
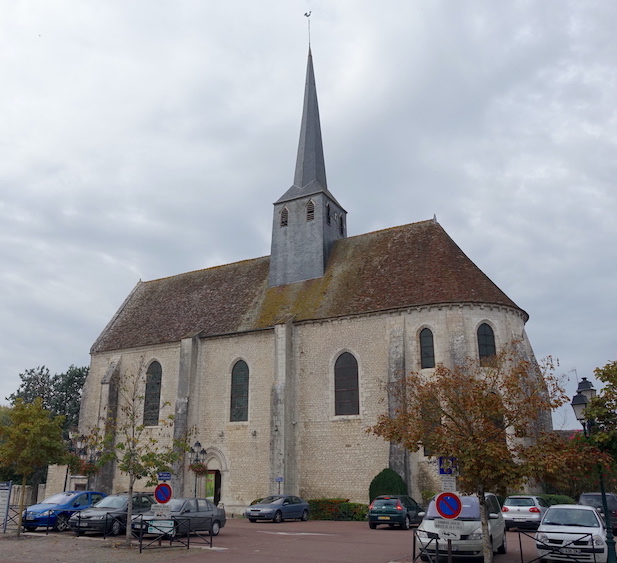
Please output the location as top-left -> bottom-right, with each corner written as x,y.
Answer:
87,366 -> 187,546
584,360 -> 617,450
0,398 -> 67,536
7,365 -> 89,436
370,346 -> 567,563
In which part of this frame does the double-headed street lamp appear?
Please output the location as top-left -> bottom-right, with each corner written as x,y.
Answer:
571,377 -> 617,563
188,441 -> 207,497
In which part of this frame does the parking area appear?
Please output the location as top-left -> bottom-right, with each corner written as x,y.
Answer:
0,519 -> 537,563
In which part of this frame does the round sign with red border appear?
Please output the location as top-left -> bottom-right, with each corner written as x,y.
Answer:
435,491 -> 462,519
154,483 -> 173,504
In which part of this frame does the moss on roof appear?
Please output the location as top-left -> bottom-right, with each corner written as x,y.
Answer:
91,220 -> 525,354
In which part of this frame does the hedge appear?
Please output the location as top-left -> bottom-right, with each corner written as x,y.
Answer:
307,498 -> 368,521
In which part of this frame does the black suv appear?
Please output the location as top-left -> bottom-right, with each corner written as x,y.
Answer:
578,492 -> 617,531
368,495 -> 423,530
69,492 -> 155,536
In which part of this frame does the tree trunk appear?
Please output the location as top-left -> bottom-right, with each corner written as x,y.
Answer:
477,487 -> 493,563
124,478 -> 135,546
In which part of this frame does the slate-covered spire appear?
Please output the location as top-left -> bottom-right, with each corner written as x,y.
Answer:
277,48 -> 333,203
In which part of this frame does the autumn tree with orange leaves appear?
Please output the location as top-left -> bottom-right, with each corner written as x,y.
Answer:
370,344 -> 568,563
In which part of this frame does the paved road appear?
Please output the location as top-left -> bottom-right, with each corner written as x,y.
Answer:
0,518 -> 538,563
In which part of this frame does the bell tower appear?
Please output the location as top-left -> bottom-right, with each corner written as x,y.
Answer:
269,48 -> 347,287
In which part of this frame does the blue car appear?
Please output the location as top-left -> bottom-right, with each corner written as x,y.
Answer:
23,490 -> 106,532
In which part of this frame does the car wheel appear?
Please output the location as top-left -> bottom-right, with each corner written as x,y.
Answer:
75,530 -> 84,536
248,518 -> 256,523
110,519 -> 122,536
369,522 -> 377,529
301,509 -> 309,521
401,515 -> 411,530
55,514 -> 70,532
273,511 -> 283,523
419,554 -> 429,561
210,521 -> 221,536
24,526 -> 37,532
497,533 -> 507,554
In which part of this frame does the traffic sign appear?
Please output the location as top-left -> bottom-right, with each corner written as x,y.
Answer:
438,456 -> 458,475
158,472 -> 171,481
435,491 -> 462,519
154,483 -> 173,504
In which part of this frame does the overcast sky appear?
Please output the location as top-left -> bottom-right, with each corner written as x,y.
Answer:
1,1 -> 615,429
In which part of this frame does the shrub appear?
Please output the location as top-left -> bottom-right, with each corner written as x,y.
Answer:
308,498 -> 368,521
369,468 -> 408,502
540,494 -> 576,505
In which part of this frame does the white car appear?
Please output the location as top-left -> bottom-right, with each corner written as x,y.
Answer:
417,493 -> 506,559
536,504 -> 608,563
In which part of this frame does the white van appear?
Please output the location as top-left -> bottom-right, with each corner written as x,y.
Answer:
417,493 -> 507,559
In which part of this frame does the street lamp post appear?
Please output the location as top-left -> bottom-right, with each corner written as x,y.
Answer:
571,377 -> 617,563
75,435 -> 101,491
188,441 -> 207,497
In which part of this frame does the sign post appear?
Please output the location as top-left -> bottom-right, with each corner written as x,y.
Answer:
154,483 -> 173,504
434,491 -> 462,520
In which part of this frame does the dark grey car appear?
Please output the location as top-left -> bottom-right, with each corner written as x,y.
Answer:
132,497 -> 226,536
68,492 -> 155,536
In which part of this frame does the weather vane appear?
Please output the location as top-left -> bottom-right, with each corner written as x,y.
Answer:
304,11 -> 311,46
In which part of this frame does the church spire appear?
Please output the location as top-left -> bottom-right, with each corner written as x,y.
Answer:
276,48 -> 331,203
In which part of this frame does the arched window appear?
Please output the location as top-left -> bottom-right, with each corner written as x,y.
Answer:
230,360 -> 249,422
326,203 -> 331,225
478,323 -> 496,366
143,361 -> 162,426
280,207 -> 289,227
306,200 -> 315,221
420,328 -> 435,369
334,352 -> 359,415
339,215 -> 344,236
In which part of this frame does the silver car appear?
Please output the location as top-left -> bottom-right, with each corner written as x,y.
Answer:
502,495 -> 549,530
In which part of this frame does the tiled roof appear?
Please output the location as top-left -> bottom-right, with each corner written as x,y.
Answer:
91,220 -> 525,354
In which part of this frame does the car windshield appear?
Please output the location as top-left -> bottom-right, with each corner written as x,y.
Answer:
506,498 -> 535,507
94,496 -> 128,509
580,495 -> 617,511
543,508 -> 601,528
39,492 -> 76,505
425,496 -> 480,520
165,499 -> 186,511
259,496 -> 284,505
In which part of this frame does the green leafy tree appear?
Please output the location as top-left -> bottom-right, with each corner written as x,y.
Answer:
86,367 -> 187,546
369,468 -> 408,502
370,345 -> 567,563
7,365 -> 89,436
0,398 -> 67,536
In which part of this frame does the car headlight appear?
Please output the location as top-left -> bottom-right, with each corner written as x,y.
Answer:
536,533 -> 548,544
593,535 -> 605,546
467,530 -> 482,540
95,515 -> 106,520
261,509 -> 273,514
416,530 -> 429,538
40,510 -> 52,517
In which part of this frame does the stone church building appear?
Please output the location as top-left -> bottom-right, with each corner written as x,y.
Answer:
75,50 -> 536,512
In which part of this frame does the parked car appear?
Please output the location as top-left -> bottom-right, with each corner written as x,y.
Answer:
368,495 -> 423,530
536,504 -> 608,563
502,495 -> 549,530
68,492 -> 155,536
23,490 -> 106,532
417,493 -> 507,559
578,492 -> 617,531
132,497 -> 226,536
244,495 -> 309,523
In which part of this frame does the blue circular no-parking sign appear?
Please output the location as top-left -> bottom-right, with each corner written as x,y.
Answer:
154,483 -> 173,504
435,492 -> 462,519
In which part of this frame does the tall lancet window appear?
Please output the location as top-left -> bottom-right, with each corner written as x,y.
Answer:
420,328 -> 435,369
306,200 -> 315,221
339,215 -> 344,236
230,360 -> 249,422
280,207 -> 289,227
143,361 -> 162,426
326,203 -> 331,225
334,352 -> 359,415
478,323 -> 496,366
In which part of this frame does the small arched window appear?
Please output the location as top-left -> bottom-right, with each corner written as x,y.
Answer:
339,215 -> 344,236
334,352 -> 359,416
230,360 -> 249,422
280,208 -> 289,227
420,328 -> 435,369
326,203 -> 331,225
143,361 -> 162,426
478,323 -> 496,366
306,200 -> 315,221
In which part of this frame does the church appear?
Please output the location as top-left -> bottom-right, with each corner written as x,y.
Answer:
77,49 -> 536,512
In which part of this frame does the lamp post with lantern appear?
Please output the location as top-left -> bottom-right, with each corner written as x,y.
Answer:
188,441 -> 207,497
571,377 -> 617,563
